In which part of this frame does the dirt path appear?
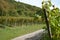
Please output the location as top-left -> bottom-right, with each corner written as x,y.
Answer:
12,29 -> 45,40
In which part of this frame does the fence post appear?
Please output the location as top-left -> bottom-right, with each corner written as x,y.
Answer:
43,8 -> 52,40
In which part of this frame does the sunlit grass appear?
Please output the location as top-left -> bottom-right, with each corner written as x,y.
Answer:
0,24 -> 45,40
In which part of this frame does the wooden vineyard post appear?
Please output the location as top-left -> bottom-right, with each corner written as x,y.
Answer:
43,8 -> 52,40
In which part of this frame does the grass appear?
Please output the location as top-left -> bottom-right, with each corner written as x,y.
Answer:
0,24 -> 45,40
40,33 -> 50,40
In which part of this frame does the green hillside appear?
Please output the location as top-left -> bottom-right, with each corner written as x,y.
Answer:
0,0 -> 43,27
0,0 -> 40,17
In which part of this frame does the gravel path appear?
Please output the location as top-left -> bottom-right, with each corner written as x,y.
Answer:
12,29 -> 45,40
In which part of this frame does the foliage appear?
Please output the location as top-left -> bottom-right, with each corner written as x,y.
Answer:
0,0 -> 40,16
42,0 -> 60,40
0,0 -> 43,27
